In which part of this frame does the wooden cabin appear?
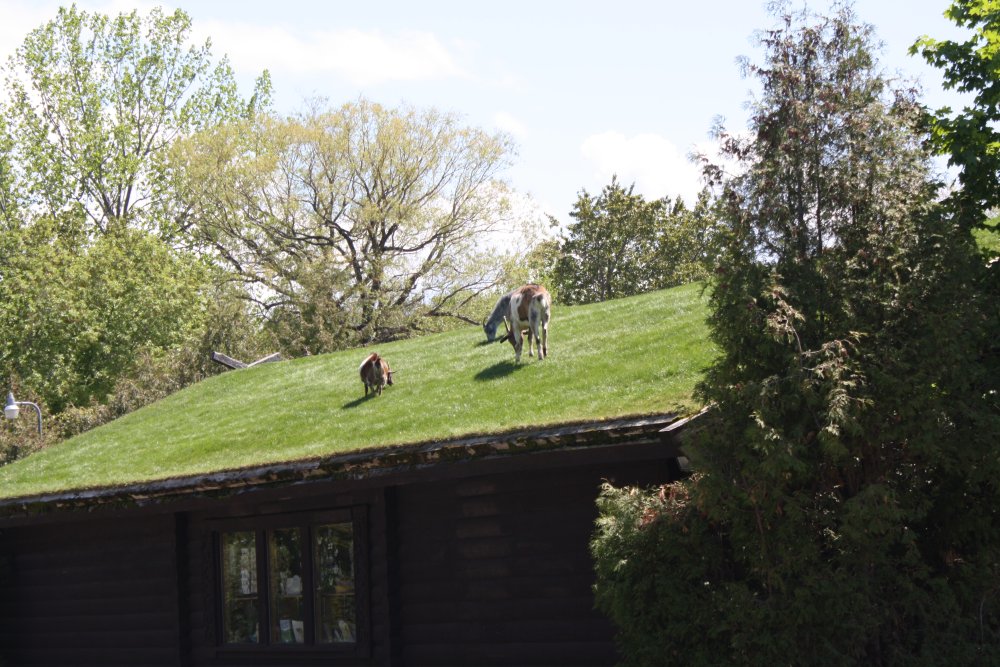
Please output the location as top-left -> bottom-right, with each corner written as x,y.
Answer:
0,414 -> 688,666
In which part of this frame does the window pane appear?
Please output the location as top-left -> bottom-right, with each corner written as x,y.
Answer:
221,531 -> 259,644
314,523 -> 356,644
268,528 -> 305,644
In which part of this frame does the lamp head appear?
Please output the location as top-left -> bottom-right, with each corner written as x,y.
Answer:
4,392 -> 19,420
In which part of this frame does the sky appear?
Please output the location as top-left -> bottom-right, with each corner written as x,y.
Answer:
0,0 -> 972,224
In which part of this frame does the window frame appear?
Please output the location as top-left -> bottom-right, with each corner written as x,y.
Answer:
209,506 -> 370,661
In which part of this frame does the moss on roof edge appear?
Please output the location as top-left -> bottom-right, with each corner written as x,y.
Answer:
0,412 -> 688,519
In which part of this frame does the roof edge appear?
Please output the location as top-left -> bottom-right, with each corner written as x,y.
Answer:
0,412 -> 690,518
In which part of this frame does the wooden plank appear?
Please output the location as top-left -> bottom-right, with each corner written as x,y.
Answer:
0,515 -> 180,666
209,351 -> 247,369
400,595 -> 604,625
385,459 -> 674,666
3,646 -> 179,667
402,640 -> 618,666
400,618 -> 613,644
0,609 -> 173,633
10,543 -> 176,576
247,352 -> 282,366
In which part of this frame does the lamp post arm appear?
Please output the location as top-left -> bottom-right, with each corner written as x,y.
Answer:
17,401 -> 42,437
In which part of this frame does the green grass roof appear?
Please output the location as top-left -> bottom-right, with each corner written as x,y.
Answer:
0,283 -> 714,501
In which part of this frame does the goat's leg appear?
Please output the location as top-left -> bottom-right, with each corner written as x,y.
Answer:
527,314 -> 538,357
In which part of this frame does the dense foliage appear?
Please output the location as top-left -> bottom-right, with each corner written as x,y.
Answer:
914,0 -> 1000,218
593,5 -> 1000,665
0,221 -> 209,411
914,0 -> 1000,404
550,178 -> 718,304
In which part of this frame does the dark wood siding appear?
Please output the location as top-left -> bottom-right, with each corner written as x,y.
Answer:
391,458 -> 672,667
0,436 -> 677,667
0,513 -> 181,666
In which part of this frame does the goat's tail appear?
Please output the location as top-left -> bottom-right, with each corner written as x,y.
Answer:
359,352 -> 379,371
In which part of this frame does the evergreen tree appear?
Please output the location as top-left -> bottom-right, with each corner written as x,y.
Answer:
593,5 -> 1000,665
552,178 -> 718,305
553,177 -> 663,304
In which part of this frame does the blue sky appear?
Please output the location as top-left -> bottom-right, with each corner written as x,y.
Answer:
0,1 -> 970,222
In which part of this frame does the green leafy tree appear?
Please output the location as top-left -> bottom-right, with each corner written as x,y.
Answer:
0,219 -> 211,413
651,188 -> 721,288
552,178 -> 662,304
0,215 -> 87,413
0,112 -> 20,228
510,235 -> 561,294
914,0 -> 1000,403
3,4 -> 270,237
593,5 -> 1000,665
171,99 -> 521,352
914,0 -> 1000,219
0,5 -> 274,450
552,178 -> 718,305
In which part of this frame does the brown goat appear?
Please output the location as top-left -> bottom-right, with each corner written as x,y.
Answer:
359,353 -> 394,397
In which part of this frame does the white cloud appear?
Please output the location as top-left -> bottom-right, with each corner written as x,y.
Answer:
195,20 -> 467,86
579,131 -> 704,204
493,111 -> 527,139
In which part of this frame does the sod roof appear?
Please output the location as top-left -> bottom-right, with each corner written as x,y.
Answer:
0,283 -> 714,504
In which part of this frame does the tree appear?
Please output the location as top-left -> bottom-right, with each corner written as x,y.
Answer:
650,188 -> 720,289
3,4 -> 270,237
171,99 -> 521,352
913,0 -> 1000,397
913,0 -> 1000,219
551,177 -> 718,305
0,111 -> 20,228
593,5 -> 1000,665
0,218 -> 212,413
0,5 -> 271,449
552,178 -> 662,304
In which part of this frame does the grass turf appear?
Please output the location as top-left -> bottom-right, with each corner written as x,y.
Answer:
0,283 -> 714,500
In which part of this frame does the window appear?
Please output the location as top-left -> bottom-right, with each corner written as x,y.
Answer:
213,507 -> 367,654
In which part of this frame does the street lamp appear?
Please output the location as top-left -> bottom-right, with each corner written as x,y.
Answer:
4,392 -> 42,436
